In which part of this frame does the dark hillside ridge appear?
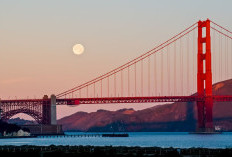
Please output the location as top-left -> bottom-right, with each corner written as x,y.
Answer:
57,79 -> 232,132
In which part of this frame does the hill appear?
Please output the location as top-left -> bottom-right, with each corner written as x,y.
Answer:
8,118 -> 37,125
58,79 -> 232,132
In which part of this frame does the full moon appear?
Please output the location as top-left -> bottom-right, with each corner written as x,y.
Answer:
73,44 -> 84,55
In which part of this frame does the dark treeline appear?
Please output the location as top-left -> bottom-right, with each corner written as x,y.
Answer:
0,120 -> 30,135
0,145 -> 232,157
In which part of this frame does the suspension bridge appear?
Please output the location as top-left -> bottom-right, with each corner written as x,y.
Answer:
1,19 -> 232,132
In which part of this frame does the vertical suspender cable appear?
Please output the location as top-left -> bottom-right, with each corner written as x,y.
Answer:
101,79 -> 103,97
167,46 -> 170,95
231,39 -> 232,78
225,32 -> 227,78
224,33 -> 226,79
213,28 -> 215,83
128,67 -> 130,97
141,60 -> 143,96
226,34 -> 228,79
108,77 -> 109,97
228,35 -> 230,78
187,33 -> 189,95
225,33 -> 227,79
180,38 -> 183,95
218,31 -> 220,81
161,50 -> 163,96
148,56 -> 150,96
154,54 -> 157,96
220,30 -> 222,80
135,63 -> 137,96
193,29 -> 196,93
114,74 -> 116,97
87,85 -> 88,98
221,29 -> 223,80
121,70 -> 123,97
174,42 -> 176,95
94,83 -> 95,97
228,36 -> 230,78
219,30 -> 221,81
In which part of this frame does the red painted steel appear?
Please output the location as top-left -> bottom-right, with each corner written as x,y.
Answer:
1,19 -> 232,132
0,97 -> 52,124
205,20 -> 213,131
57,96 -> 202,105
197,19 -> 213,132
56,23 -> 198,98
1,95 -> 232,106
0,99 -> 47,124
59,96 -> 232,105
197,20 -> 205,130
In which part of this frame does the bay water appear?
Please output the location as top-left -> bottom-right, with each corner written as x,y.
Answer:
1,132 -> 232,148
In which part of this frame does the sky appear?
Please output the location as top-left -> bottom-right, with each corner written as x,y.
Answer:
1,0 -> 232,119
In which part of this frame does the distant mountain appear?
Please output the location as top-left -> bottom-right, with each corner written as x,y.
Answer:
8,118 -> 36,125
58,79 -> 232,132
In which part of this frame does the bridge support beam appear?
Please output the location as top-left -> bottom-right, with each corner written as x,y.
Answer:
51,94 -> 57,125
42,95 -> 50,124
197,19 -> 214,132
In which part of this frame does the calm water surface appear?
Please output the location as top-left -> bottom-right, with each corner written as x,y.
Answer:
1,132 -> 232,148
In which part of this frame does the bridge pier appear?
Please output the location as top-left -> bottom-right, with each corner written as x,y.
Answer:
205,97 -> 214,132
42,95 -> 57,125
51,94 -> 57,125
196,102 -> 205,132
21,94 -> 63,135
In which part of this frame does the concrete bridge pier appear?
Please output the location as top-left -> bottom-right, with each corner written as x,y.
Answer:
42,95 -> 57,125
24,94 -> 63,135
50,94 -> 57,125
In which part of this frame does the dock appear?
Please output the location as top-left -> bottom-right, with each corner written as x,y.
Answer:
37,134 -> 102,138
0,133 -> 129,138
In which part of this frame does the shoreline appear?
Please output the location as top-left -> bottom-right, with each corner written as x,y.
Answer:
0,133 -> 129,139
0,145 -> 231,157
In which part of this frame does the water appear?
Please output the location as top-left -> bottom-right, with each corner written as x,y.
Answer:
1,132 -> 232,148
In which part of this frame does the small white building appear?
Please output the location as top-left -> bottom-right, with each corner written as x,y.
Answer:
215,125 -> 222,131
4,129 -> 30,137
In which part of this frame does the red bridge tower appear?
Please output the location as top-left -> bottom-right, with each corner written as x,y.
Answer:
197,19 -> 214,132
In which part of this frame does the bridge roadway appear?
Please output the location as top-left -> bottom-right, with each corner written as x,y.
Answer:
1,95 -> 232,106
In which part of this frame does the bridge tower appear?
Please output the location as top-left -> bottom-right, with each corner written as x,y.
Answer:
197,19 -> 214,132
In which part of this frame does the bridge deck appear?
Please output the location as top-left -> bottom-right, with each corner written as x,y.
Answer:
1,95 -> 232,106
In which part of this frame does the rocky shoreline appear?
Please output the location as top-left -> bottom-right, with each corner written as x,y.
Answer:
0,145 -> 232,157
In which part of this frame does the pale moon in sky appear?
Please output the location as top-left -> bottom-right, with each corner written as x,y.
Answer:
73,44 -> 84,55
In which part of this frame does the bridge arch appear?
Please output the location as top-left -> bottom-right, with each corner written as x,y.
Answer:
1,109 -> 43,124
0,95 -> 57,125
